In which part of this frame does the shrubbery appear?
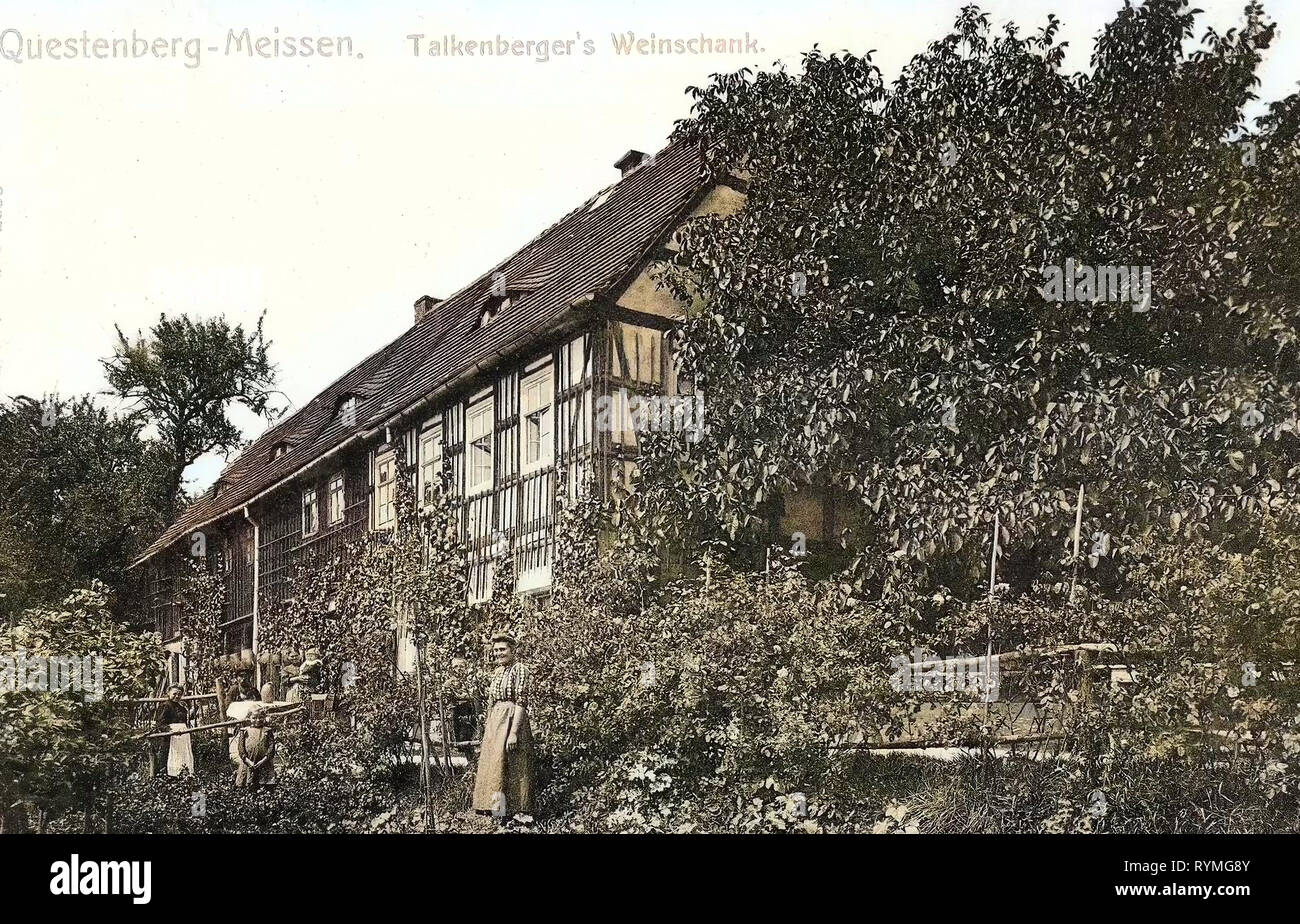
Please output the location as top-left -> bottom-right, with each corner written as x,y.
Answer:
17,1 -> 1300,835
510,504 -> 1300,832
1,584 -> 162,833
105,721 -> 403,834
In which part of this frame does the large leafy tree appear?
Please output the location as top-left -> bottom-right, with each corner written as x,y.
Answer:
642,0 -> 1299,605
592,0 -> 1300,830
0,395 -> 172,620
0,584 -> 163,832
102,313 -> 279,514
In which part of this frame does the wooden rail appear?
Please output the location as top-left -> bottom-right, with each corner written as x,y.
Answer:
139,704 -> 304,739
126,694 -> 218,705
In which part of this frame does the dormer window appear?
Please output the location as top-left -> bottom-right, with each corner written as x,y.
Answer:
270,442 -> 289,462
337,395 -> 357,427
479,295 -> 513,329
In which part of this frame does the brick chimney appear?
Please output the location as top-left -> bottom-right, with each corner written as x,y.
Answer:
614,149 -> 650,178
413,294 -> 442,324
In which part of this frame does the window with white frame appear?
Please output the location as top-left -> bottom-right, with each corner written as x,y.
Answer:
302,487 -> 319,537
466,399 -> 494,495
337,395 -> 357,427
327,473 -> 345,525
521,367 -> 553,472
373,450 -> 396,529
418,421 -> 443,507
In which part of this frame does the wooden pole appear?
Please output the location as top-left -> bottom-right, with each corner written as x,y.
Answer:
984,511 -> 999,727
396,518 -> 435,832
896,641 -> 1118,672
128,694 -> 217,704
1069,484 -> 1095,707
987,510 -> 1000,604
836,732 -> 1067,751
436,693 -> 454,774
214,678 -> 230,753
139,705 -> 304,739
414,639 -> 436,831
1068,484 -> 1085,606
422,518 -> 454,778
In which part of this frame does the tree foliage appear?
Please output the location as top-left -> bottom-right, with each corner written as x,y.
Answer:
102,312 -> 279,513
546,0 -> 1300,831
41,1 -> 1300,834
646,0 -> 1299,603
0,396 -> 171,620
0,584 -> 163,832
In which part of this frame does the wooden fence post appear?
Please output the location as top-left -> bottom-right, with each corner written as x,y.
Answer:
1068,485 -> 1095,708
214,677 -> 231,753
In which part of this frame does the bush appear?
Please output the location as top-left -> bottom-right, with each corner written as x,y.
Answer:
105,720 -> 409,834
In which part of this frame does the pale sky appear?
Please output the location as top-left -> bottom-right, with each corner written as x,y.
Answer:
1,0 -> 1297,492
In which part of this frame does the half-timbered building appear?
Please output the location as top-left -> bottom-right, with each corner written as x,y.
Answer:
131,142 -> 747,679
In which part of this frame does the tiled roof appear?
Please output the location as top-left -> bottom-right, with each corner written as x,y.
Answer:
132,141 -> 707,566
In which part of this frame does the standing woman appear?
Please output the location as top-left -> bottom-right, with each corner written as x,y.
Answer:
155,684 -> 195,777
472,632 -> 535,821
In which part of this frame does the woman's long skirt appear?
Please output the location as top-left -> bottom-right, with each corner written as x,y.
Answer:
472,701 -> 535,815
166,723 -> 194,777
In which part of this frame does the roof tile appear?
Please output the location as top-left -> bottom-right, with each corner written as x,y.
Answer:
134,141 -> 706,565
